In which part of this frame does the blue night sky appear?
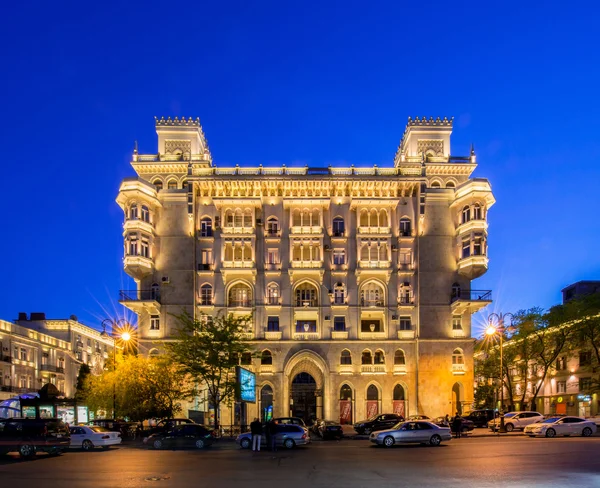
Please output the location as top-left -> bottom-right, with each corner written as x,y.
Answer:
2,1 -> 599,333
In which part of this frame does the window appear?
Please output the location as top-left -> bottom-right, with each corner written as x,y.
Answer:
430,181 -> 441,188
266,283 -> 280,305
267,316 -> 279,332
452,348 -> 464,365
140,237 -> 150,258
333,249 -> 346,265
399,249 -> 412,266
167,180 -> 177,190
579,351 -> 592,366
295,283 -> 318,307
473,203 -> 482,220
399,283 -> 413,304
295,320 -> 316,333
334,316 -> 346,332
266,217 -> 279,236
394,350 -> 406,365
128,233 -> 138,255
361,282 -> 384,307
446,181 -> 455,189
153,180 -> 163,191
340,350 -> 352,365
399,218 -> 412,237
261,350 -> 273,365
374,350 -> 385,364
462,239 -> 470,258
200,284 -> 213,305
399,316 -> 411,331
229,284 -> 252,307
461,205 -> 470,224
333,283 -> 345,304
267,249 -> 280,265
20,349 -> 27,361
150,315 -> 160,330
200,249 -> 212,268
473,233 -> 483,256
361,350 -> 373,365
361,320 -> 382,333
580,377 -> 592,392
556,356 -> 567,370
332,217 -> 345,236
129,204 -> 138,220
240,352 -> 252,365
141,205 -> 150,223
557,381 -> 566,393
452,315 -> 462,330
200,217 -> 213,237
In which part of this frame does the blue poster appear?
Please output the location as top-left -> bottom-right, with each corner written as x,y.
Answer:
236,366 -> 256,403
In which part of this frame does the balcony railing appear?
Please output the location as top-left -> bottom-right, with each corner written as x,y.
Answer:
41,365 -> 65,374
222,260 -> 255,269
358,226 -> 391,234
198,298 -> 214,306
264,331 -> 282,340
0,386 -> 34,394
450,290 -> 492,303
290,225 -> 323,234
360,299 -> 384,307
452,328 -> 466,338
359,260 -> 391,269
393,364 -> 407,375
397,330 -> 415,339
338,364 -> 354,374
398,296 -> 415,306
229,300 -> 253,308
265,297 -> 282,306
221,226 -> 255,234
265,229 -> 281,238
361,364 -> 386,374
331,330 -> 349,340
259,364 -> 274,374
291,260 -> 323,269
452,363 -> 466,374
292,332 -> 319,341
359,331 -> 387,340
238,332 -> 254,340
119,289 -> 161,302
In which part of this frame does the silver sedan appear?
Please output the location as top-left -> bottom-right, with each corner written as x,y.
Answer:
370,421 -> 452,447
524,416 -> 598,438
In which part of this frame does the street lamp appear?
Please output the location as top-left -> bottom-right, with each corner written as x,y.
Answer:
101,318 -> 133,420
486,312 -> 514,434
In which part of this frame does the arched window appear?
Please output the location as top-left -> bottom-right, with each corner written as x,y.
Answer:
399,217 -> 412,237
333,282 -> 345,305
200,284 -> 213,305
243,209 -> 253,228
266,283 -> 280,305
260,385 -> 273,422
151,283 -> 160,300
141,205 -> 150,223
153,180 -> 163,191
295,282 -> 318,307
167,180 -> 177,190
361,350 -> 373,365
452,348 -> 464,365
431,181 -> 441,188
394,350 -> 406,365
229,283 -> 252,307
359,210 -> 369,227
473,203 -> 482,220
378,209 -> 388,228
200,217 -> 212,237
332,217 -> 345,236
129,204 -> 138,220
393,384 -> 405,401
340,384 -> 352,400
445,181 -> 455,189
266,217 -> 279,236
461,205 -> 471,224
261,350 -> 273,365
374,350 -> 385,365
360,282 -> 384,307
366,384 -> 379,401
340,350 -> 352,365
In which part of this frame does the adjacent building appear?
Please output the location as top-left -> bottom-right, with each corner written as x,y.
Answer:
117,115 -> 495,424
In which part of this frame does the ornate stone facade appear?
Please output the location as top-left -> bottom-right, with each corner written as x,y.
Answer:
117,115 -> 495,425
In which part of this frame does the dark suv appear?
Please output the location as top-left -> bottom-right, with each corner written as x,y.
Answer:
0,418 -> 70,458
465,409 -> 498,428
354,414 -> 404,435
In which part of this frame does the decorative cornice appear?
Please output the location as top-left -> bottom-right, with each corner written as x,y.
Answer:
155,116 -> 202,128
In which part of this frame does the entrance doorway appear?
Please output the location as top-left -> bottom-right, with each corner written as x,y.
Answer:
291,373 -> 317,424
339,384 -> 353,424
452,382 -> 463,415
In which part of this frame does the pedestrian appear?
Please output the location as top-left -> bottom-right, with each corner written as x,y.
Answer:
267,419 -> 278,452
445,414 -> 451,425
452,412 -> 462,439
250,417 -> 263,452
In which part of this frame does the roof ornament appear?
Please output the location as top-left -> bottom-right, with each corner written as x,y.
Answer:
470,143 -> 476,164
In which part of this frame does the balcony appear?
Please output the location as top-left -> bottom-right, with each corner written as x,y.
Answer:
123,255 -> 154,279
397,330 -> 415,340
358,260 -> 391,269
338,364 -> 354,374
264,331 -> 282,340
221,226 -> 255,235
361,364 -> 386,374
123,218 -> 154,235
228,300 -> 253,309
264,297 -> 282,307
331,330 -> 349,340
222,260 -> 255,269
359,331 -> 387,340
452,363 -> 467,375
264,263 -> 281,272
295,299 -> 318,308
290,225 -> 323,235
456,219 -> 488,237
393,364 -> 407,375
358,226 -> 391,235
264,229 -> 282,239
291,259 -> 323,269
259,364 -> 274,375
398,296 -> 415,307
197,263 -> 214,272
119,289 -> 161,314
41,365 -> 65,374
452,328 -> 466,338
360,299 -> 385,308
457,255 -> 489,279
292,332 -> 319,341
450,289 -> 492,314
397,263 -> 414,274
198,298 -> 214,307
399,230 -> 414,240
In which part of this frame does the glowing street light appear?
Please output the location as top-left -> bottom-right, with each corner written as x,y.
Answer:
487,312 -> 514,434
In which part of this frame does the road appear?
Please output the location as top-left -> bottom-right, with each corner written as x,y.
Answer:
1,436 -> 599,488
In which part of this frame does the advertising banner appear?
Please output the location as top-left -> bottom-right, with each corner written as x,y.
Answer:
393,400 -> 405,418
366,401 -> 378,419
339,400 -> 352,424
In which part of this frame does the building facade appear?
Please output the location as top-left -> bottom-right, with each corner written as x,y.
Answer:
0,313 -> 115,401
117,116 -> 495,424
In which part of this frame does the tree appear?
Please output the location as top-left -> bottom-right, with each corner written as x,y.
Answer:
74,363 -> 91,401
166,311 -> 255,430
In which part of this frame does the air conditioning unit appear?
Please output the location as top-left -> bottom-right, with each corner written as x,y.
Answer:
324,245 -> 330,251
392,245 -> 398,251
324,316 -> 331,321
392,315 -> 398,320
162,276 -> 170,284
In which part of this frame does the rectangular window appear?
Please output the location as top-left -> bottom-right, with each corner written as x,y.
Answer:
399,249 -> 412,265
557,381 -> 566,393
333,316 -> 346,332
333,249 -> 346,265
556,356 -> 567,370
200,219 -> 213,237
20,349 -> 27,361
267,316 -> 279,332
128,234 -> 138,255
473,234 -> 483,256
580,351 -> 592,366
332,219 -> 345,236
462,239 -> 471,258
141,206 -> 150,222
267,249 -> 280,265
150,315 -> 160,330
399,316 -> 412,331
400,220 -> 411,237
452,315 -> 462,330
333,287 -> 345,304
580,377 -> 592,392
141,238 -> 150,258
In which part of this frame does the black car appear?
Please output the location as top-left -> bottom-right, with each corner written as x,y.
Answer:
354,414 -> 404,435
464,409 -> 498,428
451,417 -> 475,433
0,418 -> 70,458
143,418 -> 195,438
145,424 -> 214,450
316,420 -> 343,440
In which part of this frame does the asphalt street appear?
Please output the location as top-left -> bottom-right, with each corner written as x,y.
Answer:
1,436 -> 599,488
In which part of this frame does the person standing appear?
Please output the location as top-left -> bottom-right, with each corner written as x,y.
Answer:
250,418 -> 263,452
452,412 -> 462,439
266,419 -> 278,452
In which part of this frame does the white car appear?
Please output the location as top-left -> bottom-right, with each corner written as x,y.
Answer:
524,416 -> 597,438
69,426 -> 122,450
488,411 -> 544,432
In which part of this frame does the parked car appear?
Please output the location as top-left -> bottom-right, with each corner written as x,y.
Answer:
143,418 -> 195,439
272,417 -> 307,426
451,417 -> 475,433
370,421 -> 452,447
310,418 -> 323,436
354,414 -> 404,435
69,426 -> 122,450
145,424 -> 215,449
465,409 -> 498,428
407,415 -> 431,421
433,416 -> 450,428
88,419 -> 137,440
524,416 -> 597,438
488,411 -> 544,432
0,418 -> 70,458
316,420 -> 344,440
236,424 -> 310,449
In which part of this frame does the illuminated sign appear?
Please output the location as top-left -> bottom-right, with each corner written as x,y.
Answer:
236,366 -> 256,403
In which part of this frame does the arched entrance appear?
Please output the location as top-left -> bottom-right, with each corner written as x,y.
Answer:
339,384 -> 353,425
284,349 -> 328,420
393,384 -> 406,418
291,373 -> 317,424
452,382 -> 463,415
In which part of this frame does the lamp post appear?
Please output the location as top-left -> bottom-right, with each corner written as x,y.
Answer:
486,312 -> 514,434
101,319 -> 132,421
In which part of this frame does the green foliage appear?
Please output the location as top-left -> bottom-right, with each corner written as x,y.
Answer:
165,311 -> 256,429
74,363 -> 91,401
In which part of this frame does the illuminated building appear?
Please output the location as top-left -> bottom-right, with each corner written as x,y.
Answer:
117,115 -> 495,423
